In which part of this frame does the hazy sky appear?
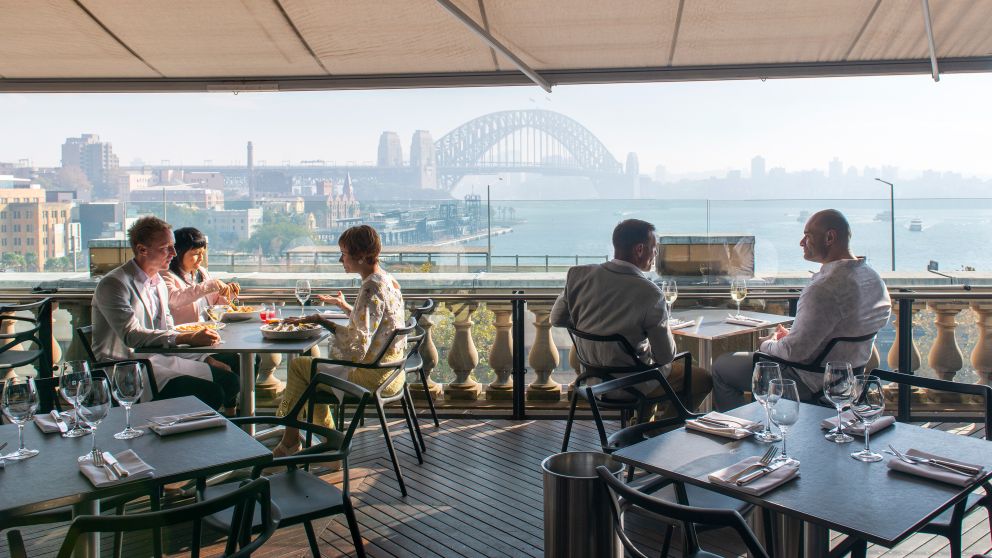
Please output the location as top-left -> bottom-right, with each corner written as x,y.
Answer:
2,72 -> 991,178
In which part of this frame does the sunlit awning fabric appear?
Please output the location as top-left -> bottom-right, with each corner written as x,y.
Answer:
1,0 -> 990,93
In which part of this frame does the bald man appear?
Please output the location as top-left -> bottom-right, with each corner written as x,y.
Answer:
711,209 -> 891,410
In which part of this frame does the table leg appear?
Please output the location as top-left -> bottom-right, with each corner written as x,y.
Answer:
239,351 -> 256,435
72,499 -> 99,558
697,339 -> 714,411
762,510 -> 831,558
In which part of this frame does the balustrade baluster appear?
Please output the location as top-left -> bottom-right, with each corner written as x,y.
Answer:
970,302 -> 992,397
486,304 -> 513,400
926,301 -> 967,403
445,303 -> 481,400
411,314 -> 442,402
526,304 -> 561,401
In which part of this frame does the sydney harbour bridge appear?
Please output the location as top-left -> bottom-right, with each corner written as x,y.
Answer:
126,110 -> 638,198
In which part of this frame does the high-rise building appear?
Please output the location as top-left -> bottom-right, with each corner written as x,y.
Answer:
61,134 -> 119,197
750,155 -> 766,180
410,130 -> 437,189
829,157 -> 843,179
377,132 -> 403,167
0,186 -> 75,270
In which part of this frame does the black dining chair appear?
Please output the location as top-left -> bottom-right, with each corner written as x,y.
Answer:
561,327 -> 696,452
596,464 -> 770,558
305,318 -> 425,496
199,372 -> 370,558
0,298 -> 55,375
406,298 -> 439,427
5,477 -> 278,558
871,368 -> 992,558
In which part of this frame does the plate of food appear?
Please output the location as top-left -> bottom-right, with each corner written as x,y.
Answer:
260,320 -> 323,340
220,304 -> 258,322
174,322 -> 226,333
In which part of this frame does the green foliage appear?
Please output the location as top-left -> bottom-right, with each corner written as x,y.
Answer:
239,211 -> 317,254
44,256 -> 74,272
23,252 -> 38,272
1,252 -> 26,271
426,303 -> 497,384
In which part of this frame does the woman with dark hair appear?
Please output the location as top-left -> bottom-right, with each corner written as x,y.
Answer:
273,224 -> 406,457
161,226 -> 242,414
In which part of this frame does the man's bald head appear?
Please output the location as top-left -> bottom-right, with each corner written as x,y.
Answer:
801,209 -> 855,264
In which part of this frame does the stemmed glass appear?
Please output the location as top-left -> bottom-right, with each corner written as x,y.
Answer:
769,379 -> 800,466
663,280 -> 678,323
730,278 -> 748,318
60,361 -> 92,438
111,362 -> 145,439
752,361 -> 783,442
850,374 -> 885,462
295,280 -> 311,316
206,305 -> 227,343
77,377 -> 112,463
823,361 -> 855,443
2,377 -> 40,460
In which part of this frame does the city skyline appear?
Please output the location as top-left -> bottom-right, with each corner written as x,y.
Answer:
2,72 -> 992,179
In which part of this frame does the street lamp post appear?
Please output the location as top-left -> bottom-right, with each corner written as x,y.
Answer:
875,178 -> 895,271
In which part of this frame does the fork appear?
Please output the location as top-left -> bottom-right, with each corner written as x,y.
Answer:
727,447 -> 778,482
149,411 -> 218,427
91,450 -> 117,480
886,445 -> 980,475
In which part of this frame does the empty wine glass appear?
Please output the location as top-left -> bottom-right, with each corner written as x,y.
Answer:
730,278 -> 748,317
111,362 -> 145,439
295,280 -> 311,316
77,377 -> 112,463
752,361 -> 783,442
823,361 -> 855,443
60,361 -> 92,438
850,374 -> 885,462
663,280 -> 678,320
769,379 -> 800,466
2,376 -> 40,460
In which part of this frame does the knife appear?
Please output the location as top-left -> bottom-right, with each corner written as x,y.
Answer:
102,452 -> 129,478
51,410 -> 69,433
736,460 -> 790,486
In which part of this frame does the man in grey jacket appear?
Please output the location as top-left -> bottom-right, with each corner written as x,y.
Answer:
712,209 -> 891,411
551,219 -> 712,410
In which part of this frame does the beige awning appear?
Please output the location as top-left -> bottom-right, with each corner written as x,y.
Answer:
2,0 -> 990,93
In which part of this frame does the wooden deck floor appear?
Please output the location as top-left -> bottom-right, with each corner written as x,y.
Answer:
2,417 -> 990,557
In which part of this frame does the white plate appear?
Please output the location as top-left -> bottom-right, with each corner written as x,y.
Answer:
260,322 -> 323,340
174,322 -> 226,333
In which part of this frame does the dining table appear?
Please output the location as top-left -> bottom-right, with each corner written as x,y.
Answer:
612,401 -> 992,557
0,396 -> 272,558
670,308 -> 794,372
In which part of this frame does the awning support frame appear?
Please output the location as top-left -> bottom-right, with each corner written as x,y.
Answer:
921,0 -> 940,82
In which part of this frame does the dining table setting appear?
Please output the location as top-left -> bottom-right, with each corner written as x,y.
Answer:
612,361 -> 992,557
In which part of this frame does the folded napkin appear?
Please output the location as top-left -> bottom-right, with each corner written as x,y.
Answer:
686,412 -> 760,440
146,412 -> 228,436
79,450 -> 155,487
34,411 -> 72,434
820,411 -> 896,437
887,449 -> 987,487
670,319 -> 697,331
708,455 -> 800,495
725,316 -> 771,327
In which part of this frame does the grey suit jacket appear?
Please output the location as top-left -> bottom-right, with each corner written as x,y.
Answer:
550,260 -> 676,372
92,259 -> 211,394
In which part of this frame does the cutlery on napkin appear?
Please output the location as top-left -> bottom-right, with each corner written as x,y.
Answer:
79,450 -> 154,487
820,410 -> 895,436
34,410 -> 72,434
670,319 -> 697,330
146,412 -> 228,436
725,315 -> 770,327
886,448 -> 986,487
686,412 -> 761,440
708,455 -> 800,495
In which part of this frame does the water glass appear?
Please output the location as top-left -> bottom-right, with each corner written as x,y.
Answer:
112,362 -> 145,439
850,374 -> 885,462
77,377 -> 112,463
769,379 -> 800,466
59,361 -> 93,438
662,280 -> 678,315
296,280 -> 311,316
2,377 -> 40,460
751,361 -> 783,442
730,278 -> 748,317
823,361 -> 855,443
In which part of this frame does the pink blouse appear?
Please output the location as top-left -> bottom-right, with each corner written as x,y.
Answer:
160,268 -> 226,325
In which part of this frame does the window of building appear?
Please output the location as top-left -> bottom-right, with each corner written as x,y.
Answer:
14,238 -> 20,246
25,225 -> 32,232
27,238 -> 33,246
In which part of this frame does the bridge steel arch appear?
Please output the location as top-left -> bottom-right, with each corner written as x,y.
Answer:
434,109 -> 623,190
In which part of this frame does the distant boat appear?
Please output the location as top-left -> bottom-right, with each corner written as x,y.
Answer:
797,210 -> 810,222
909,218 -> 923,232
875,210 -> 892,221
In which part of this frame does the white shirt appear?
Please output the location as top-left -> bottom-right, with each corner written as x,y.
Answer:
759,259 -> 891,392
133,266 -> 163,327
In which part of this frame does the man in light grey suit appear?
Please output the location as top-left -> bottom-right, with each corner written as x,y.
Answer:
551,219 -> 712,410
92,216 -> 228,409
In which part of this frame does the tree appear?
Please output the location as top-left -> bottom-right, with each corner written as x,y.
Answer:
1,252 -> 26,271
44,256 -> 73,272
23,252 -> 38,272
56,166 -> 93,200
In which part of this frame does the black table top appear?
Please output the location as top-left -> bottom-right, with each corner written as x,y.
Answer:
670,309 -> 794,341
133,317 -> 335,355
612,402 -> 992,547
0,397 -> 271,525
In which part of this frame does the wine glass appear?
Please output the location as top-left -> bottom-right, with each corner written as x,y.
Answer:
2,377 -> 40,460
769,379 -> 800,466
850,374 -> 885,462
662,280 -> 678,323
77,377 -> 112,463
730,278 -> 748,318
111,362 -> 145,439
751,361 -> 783,442
823,361 -> 855,443
60,361 -> 92,438
295,280 -> 311,316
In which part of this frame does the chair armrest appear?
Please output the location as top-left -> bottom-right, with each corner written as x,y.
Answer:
311,357 -> 405,371
674,351 -> 693,408
606,416 -> 685,451
753,351 -> 823,373
375,366 -> 406,398
6,530 -> 26,558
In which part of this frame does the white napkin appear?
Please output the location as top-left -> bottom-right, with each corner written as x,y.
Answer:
146,412 -> 228,436
670,319 -> 697,331
820,410 -> 896,437
685,412 -> 760,440
79,450 -> 155,487
725,316 -> 771,327
709,455 -> 800,495
34,411 -> 72,434
887,449 -> 986,487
